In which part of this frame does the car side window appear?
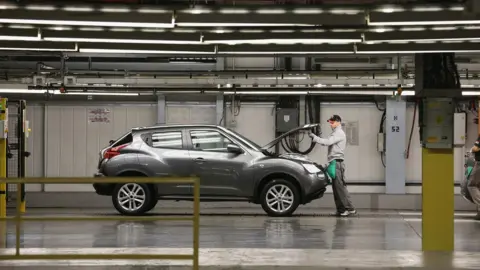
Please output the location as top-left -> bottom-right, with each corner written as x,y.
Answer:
147,131 -> 183,149
190,130 -> 232,152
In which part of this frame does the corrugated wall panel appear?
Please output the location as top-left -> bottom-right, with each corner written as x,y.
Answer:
166,102 -> 216,125
225,103 -> 276,146
44,104 -> 156,192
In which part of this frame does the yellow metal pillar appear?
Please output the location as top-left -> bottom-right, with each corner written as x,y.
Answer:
0,97 -> 7,249
422,148 -> 454,251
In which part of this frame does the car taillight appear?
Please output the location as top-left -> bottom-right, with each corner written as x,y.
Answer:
103,143 -> 129,159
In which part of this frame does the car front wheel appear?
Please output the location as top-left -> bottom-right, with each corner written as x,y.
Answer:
260,179 -> 300,217
112,183 -> 154,215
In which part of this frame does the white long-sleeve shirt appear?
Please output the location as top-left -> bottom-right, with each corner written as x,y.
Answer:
311,125 -> 346,162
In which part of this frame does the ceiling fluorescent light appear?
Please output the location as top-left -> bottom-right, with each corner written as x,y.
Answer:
205,39 -> 360,45
0,19 -> 173,28
366,38 -> 480,44
224,91 -> 308,95
309,90 -> 415,95
357,50 -> 480,54
223,90 -> 415,95
219,51 -> 353,55
462,91 -> 480,96
25,5 -> 55,11
79,48 -> 214,54
370,20 -> 480,26
0,89 -> 46,94
176,23 -> 315,27
0,35 -> 40,41
62,92 -> 139,96
45,37 -> 201,45
63,6 -> 94,12
0,46 -> 77,52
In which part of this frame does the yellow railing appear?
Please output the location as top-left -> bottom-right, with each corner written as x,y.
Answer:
0,177 -> 200,269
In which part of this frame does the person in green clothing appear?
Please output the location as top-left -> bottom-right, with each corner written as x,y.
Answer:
309,115 -> 356,217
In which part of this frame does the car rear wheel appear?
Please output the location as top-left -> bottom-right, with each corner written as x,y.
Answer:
112,183 -> 154,215
260,179 -> 300,217
144,197 -> 158,213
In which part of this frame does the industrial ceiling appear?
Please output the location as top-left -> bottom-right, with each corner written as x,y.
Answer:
0,0 -> 478,98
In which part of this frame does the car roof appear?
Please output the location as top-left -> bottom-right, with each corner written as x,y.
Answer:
132,124 -> 222,132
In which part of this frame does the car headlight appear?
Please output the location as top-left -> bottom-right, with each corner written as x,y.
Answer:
302,163 -> 321,174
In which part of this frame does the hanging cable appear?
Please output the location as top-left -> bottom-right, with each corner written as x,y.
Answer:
280,95 -> 318,155
406,100 -> 417,159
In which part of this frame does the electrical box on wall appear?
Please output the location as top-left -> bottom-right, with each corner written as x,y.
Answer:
453,112 -> 466,146
420,98 -> 455,149
276,108 -> 298,132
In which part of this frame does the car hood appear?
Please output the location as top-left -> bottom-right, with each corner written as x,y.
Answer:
278,152 -> 315,163
261,123 -> 320,150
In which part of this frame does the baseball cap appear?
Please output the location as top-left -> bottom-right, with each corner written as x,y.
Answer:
327,114 -> 342,123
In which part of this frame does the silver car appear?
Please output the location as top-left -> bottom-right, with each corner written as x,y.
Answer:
93,124 -> 328,217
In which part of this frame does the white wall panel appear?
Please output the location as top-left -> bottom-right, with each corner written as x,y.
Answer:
44,104 -> 156,192
226,57 -> 275,69
166,102 -> 216,125
225,103 -> 276,146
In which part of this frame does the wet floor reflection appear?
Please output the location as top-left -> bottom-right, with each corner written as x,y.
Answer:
3,214 -> 480,251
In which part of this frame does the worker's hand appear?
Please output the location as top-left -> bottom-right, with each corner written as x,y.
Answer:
308,132 -> 315,138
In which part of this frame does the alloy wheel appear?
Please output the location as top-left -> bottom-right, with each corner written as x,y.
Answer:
117,183 -> 146,212
265,184 -> 294,213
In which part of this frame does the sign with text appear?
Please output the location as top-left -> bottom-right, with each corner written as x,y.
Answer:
88,108 -> 111,123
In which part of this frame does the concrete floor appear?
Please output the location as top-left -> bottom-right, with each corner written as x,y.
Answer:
0,208 -> 479,269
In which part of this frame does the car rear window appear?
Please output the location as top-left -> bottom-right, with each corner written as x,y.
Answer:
111,132 -> 132,147
142,131 -> 183,149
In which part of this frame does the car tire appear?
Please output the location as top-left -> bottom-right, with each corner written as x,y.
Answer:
260,179 -> 300,217
112,183 -> 154,216
144,198 -> 158,213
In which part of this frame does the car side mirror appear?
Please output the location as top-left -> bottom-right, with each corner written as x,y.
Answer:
227,144 -> 243,154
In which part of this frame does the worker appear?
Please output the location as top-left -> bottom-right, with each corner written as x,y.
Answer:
468,134 -> 480,215
309,115 -> 356,217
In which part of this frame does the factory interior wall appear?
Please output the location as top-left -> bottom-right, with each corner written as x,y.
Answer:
21,101 -> 477,200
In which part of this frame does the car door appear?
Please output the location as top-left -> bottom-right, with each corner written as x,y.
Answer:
187,128 -> 249,196
140,128 -> 193,195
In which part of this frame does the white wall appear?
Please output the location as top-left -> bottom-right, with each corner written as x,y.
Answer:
24,101 -> 477,193
43,103 -> 156,192
225,102 -> 276,146
166,102 -> 216,125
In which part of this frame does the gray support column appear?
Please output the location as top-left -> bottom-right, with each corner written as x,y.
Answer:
156,93 -> 165,125
216,94 -> 224,126
385,96 -> 407,194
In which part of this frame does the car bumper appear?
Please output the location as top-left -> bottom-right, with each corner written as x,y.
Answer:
302,172 -> 328,204
93,173 -> 114,196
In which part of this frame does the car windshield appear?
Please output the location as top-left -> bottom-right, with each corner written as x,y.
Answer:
223,128 -> 263,150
